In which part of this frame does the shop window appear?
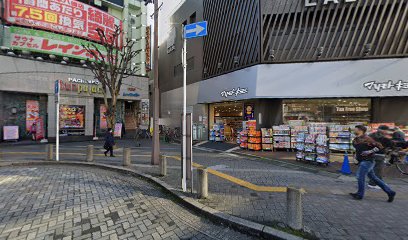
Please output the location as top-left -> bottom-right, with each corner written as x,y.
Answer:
282,99 -> 371,124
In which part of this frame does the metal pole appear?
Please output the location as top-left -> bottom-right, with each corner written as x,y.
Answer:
151,0 -> 160,165
56,81 -> 60,162
182,35 -> 187,192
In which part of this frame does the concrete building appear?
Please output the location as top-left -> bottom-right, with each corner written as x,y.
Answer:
159,0 -> 408,141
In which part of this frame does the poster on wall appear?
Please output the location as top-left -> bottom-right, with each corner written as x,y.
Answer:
114,123 -> 122,137
244,104 -> 255,120
3,126 -> 19,141
6,27 -> 108,61
4,0 -> 122,43
59,105 -> 85,129
26,100 -> 40,132
35,117 -> 45,140
100,105 -> 107,129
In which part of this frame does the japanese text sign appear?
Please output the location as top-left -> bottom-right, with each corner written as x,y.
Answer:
6,26 -> 107,60
4,0 -> 122,43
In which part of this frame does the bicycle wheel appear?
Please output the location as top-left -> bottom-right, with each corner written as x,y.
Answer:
396,162 -> 408,175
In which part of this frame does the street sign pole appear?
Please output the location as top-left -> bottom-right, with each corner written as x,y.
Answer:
55,80 -> 60,161
182,33 -> 187,192
182,21 -> 207,192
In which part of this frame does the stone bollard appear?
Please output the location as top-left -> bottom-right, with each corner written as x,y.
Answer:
160,155 -> 167,176
86,145 -> 94,162
286,187 -> 304,230
123,148 -> 131,167
45,144 -> 54,161
197,168 -> 208,199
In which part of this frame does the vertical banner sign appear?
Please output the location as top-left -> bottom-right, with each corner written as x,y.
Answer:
100,105 -> 107,129
145,26 -> 151,71
35,117 -> 45,140
114,123 -> 122,137
26,100 -> 40,131
244,104 -> 255,121
4,0 -> 122,43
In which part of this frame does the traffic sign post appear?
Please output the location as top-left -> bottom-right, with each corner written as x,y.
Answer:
181,21 -> 207,192
55,80 -> 60,161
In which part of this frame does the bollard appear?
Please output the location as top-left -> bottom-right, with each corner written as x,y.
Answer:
286,187 -> 304,230
86,145 -> 94,162
160,155 -> 167,176
45,144 -> 54,161
197,168 -> 208,199
123,148 -> 131,167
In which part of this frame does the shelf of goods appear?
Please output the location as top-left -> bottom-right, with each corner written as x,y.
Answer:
304,134 -> 317,162
316,134 -> 330,164
209,123 -> 224,142
248,130 -> 262,151
295,132 -> 306,161
261,128 -> 273,151
273,125 -> 291,149
329,125 -> 353,152
291,126 -> 308,149
239,130 -> 248,149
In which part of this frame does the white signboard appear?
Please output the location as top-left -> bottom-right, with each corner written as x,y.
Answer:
3,126 -> 19,141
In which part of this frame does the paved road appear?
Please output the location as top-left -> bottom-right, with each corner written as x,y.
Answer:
1,140 -> 408,239
0,165 -> 255,240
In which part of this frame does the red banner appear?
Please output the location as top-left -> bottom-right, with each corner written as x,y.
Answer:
26,100 -> 39,132
5,0 -> 122,43
35,117 -> 45,140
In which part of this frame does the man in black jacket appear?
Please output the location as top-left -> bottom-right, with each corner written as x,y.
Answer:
368,125 -> 394,189
104,128 -> 115,157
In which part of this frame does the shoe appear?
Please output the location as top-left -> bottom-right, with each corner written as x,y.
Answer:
104,152 -> 107,157
110,155 -> 116,157
388,192 -> 396,203
368,184 -> 381,190
349,193 -> 362,200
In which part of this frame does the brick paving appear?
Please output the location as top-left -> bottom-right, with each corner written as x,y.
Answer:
0,165 -> 255,240
1,140 -> 408,239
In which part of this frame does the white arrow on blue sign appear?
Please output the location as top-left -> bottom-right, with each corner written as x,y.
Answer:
184,21 -> 207,39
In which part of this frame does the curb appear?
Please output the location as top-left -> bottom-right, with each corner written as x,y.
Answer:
0,161 -> 304,240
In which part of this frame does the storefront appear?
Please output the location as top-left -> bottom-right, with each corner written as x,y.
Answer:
0,55 -> 149,142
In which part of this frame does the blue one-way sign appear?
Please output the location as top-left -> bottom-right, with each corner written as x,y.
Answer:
184,21 -> 208,39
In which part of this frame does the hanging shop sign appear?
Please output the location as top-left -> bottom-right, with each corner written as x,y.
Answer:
244,104 -> 255,121
6,27 -> 107,61
4,0 -> 122,43
305,0 -> 357,7
26,100 -> 40,132
220,87 -> 248,98
363,80 -> 408,92
100,105 -> 108,129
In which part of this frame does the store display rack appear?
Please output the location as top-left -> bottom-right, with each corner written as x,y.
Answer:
329,125 -> 353,152
238,130 -> 248,149
291,126 -> 308,149
248,130 -> 262,151
272,125 -> 291,149
261,128 -> 273,151
209,123 -> 224,142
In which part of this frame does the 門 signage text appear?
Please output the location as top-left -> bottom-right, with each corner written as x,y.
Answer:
305,0 -> 357,7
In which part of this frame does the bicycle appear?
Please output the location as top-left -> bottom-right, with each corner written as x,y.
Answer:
386,148 -> 408,175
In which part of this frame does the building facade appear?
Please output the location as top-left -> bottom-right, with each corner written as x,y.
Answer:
0,0 -> 149,141
159,0 -> 408,140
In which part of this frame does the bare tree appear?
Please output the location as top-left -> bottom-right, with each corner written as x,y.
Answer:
83,25 -> 141,129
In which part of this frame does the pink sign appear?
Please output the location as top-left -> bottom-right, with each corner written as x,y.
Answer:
3,126 -> 19,141
35,117 -> 45,140
26,100 -> 39,132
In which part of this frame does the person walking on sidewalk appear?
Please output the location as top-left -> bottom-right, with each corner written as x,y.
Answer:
104,128 -> 115,157
30,122 -> 37,141
350,125 -> 396,202
368,125 -> 394,189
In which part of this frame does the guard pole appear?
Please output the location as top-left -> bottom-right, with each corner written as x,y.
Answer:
45,144 -> 53,161
160,155 -> 167,176
123,148 -> 131,167
286,187 -> 304,230
197,168 -> 208,199
86,145 -> 94,162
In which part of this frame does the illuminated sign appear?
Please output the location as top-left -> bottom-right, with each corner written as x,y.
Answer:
4,0 -> 122,43
305,0 -> 357,7
364,80 -> 408,92
6,26 -> 107,61
220,87 -> 248,98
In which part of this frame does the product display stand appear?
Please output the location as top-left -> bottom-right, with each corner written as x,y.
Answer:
248,130 -> 262,151
291,126 -> 308,150
239,130 -> 248,149
209,123 -> 224,142
329,125 -> 352,153
295,132 -> 306,161
261,128 -> 273,151
272,125 -> 291,150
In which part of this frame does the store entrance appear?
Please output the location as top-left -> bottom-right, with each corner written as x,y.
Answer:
209,101 -> 244,143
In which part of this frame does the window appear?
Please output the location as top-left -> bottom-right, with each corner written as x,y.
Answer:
190,12 -> 196,24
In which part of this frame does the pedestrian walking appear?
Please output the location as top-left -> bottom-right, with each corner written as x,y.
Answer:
30,122 -> 37,141
368,125 -> 394,189
350,125 -> 396,202
104,128 -> 115,157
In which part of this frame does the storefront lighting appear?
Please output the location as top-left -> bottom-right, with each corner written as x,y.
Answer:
0,46 -> 10,51
61,60 -> 67,64
11,107 -> 17,114
233,56 -> 240,65
36,56 -> 43,60
364,44 -> 372,56
80,60 -> 86,64
63,57 -> 69,62
317,47 -> 324,58
49,54 -> 56,60
7,51 -> 16,56
269,49 -> 275,60
82,64 -> 88,68
21,50 -> 31,55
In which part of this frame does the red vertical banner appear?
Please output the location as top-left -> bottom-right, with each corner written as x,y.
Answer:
35,117 -> 45,140
26,100 -> 40,132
